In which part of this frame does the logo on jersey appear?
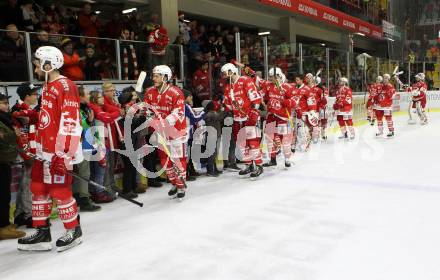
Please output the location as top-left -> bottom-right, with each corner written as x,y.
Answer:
39,109 -> 51,129
60,112 -> 81,136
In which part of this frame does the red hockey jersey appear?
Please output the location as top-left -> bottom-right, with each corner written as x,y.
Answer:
334,85 -> 353,115
261,82 -> 296,120
374,83 -> 395,110
192,69 -> 211,101
144,84 -> 187,141
223,76 -> 261,121
37,75 -> 82,162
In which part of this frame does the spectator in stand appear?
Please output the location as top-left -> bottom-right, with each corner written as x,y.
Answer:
147,26 -> 170,66
102,82 -> 124,194
212,36 -> 226,59
60,38 -> 85,81
143,13 -> 160,35
40,13 -> 65,43
0,24 -> 27,81
78,4 -> 100,43
223,33 -> 236,61
63,7 -> 80,36
249,41 -> 264,71
73,87 -> 102,211
184,90 -> 204,180
278,37 -> 290,57
19,0 -> 39,31
10,82 -> 39,228
203,101 -> 223,177
189,32 -> 202,57
420,34 -> 430,59
117,87 -> 146,199
88,90 -> 118,203
0,93 -> 26,240
0,0 -> 21,29
83,43 -> 103,80
192,60 -> 212,104
178,12 -> 191,44
106,13 -> 123,39
120,28 -> 140,80
274,53 -> 289,75
32,30 -> 54,52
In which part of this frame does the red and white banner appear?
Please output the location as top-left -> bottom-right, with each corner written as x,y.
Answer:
259,0 -> 383,39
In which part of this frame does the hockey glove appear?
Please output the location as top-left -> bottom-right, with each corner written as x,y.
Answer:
247,108 -> 260,126
50,155 -> 68,177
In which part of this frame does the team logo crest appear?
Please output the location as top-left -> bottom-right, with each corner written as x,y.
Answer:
39,109 -> 51,129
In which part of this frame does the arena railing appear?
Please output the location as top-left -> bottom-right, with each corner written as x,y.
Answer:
0,29 -> 184,87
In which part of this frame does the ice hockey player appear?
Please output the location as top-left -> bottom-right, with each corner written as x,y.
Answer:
374,73 -> 395,137
260,67 -> 296,168
314,77 -> 329,141
144,65 -> 188,200
366,76 -> 383,126
17,46 -> 83,252
333,77 -> 355,140
306,74 -> 324,143
408,73 -> 428,125
295,74 -> 318,149
221,63 -> 264,178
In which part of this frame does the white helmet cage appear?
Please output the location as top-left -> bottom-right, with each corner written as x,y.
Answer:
305,73 -> 314,82
35,46 -> 64,73
383,73 -> 391,81
376,75 -> 383,83
269,67 -> 286,83
153,65 -> 172,82
339,77 -> 348,85
221,63 -> 238,76
415,73 -> 425,81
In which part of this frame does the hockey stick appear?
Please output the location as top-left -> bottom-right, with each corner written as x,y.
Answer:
155,125 -> 188,189
14,146 -> 144,207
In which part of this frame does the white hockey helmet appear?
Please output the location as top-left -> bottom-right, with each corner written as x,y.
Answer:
415,73 -> 425,81
35,46 -> 64,73
221,63 -> 238,76
383,73 -> 391,82
268,67 -> 286,83
305,73 -> 314,82
152,65 -> 172,82
315,76 -> 322,85
339,77 -> 348,85
268,67 -> 283,77
376,75 -> 383,83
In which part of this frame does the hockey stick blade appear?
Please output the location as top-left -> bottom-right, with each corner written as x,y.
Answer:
135,71 -> 147,93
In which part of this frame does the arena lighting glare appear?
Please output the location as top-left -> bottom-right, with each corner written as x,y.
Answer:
122,8 -> 137,14
184,19 -> 190,23
95,10 -> 101,14
387,37 -> 395,42
258,31 -> 271,36
320,43 -> 326,46
355,32 -> 365,37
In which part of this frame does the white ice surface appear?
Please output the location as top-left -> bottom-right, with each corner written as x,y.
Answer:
1,114 -> 440,280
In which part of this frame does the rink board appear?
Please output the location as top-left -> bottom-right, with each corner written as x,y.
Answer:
8,90 -> 440,222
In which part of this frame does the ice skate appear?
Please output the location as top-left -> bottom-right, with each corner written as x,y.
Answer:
56,225 -> 83,252
18,226 -> 52,251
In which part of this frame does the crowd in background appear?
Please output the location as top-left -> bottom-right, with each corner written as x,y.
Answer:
0,0 -> 397,97
0,75 -> 240,239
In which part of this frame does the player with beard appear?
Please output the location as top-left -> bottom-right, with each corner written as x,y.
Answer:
18,46 -> 83,252
221,63 -> 264,178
